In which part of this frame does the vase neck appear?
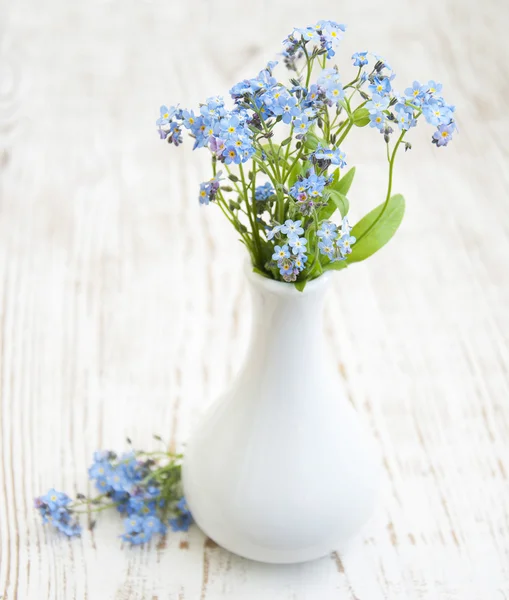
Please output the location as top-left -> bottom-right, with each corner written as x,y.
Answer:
245,269 -> 332,366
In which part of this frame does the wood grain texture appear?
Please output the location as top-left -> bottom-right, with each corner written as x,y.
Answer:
1,0 -> 509,598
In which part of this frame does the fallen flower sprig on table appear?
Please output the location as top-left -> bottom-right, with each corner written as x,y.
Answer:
34,438 -> 192,545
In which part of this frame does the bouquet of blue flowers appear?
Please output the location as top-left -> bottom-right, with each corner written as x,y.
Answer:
34,441 -> 191,545
157,20 -> 456,290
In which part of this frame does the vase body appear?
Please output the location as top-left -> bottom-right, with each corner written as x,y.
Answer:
182,266 -> 380,564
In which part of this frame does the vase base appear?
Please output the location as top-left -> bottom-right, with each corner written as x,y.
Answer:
193,519 -> 359,565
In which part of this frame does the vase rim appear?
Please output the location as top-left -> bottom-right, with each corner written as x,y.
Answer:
244,259 -> 333,296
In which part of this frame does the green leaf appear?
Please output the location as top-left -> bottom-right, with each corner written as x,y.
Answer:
318,167 -> 355,220
352,107 -> 370,127
288,160 -> 311,188
252,266 -> 270,278
281,137 -> 292,146
259,143 -> 281,160
323,260 -> 348,272
332,166 -> 356,196
338,99 -> 349,113
319,189 -> 350,221
303,129 -> 324,152
329,190 -> 349,217
287,161 -> 302,188
294,279 -> 307,292
348,194 -> 405,263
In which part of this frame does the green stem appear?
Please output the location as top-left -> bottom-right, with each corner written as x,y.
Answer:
71,502 -> 121,515
302,45 -> 313,88
307,208 -> 323,278
284,125 -> 294,163
140,462 -> 180,485
356,130 -> 406,243
323,108 -> 331,144
283,143 -> 305,185
251,161 -> 259,223
267,147 -> 284,223
69,492 -> 108,510
336,121 -> 353,146
136,451 -> 179,459
223,164 -> 243,196
216,194 -> 254,252
343,67 -> 362,90
239,162 -> 261,263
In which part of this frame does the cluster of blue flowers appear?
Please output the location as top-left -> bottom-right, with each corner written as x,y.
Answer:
158,97 -> 256,167
255,182 -> 275,202
156,105 -> 183,145
289,173 -> 330,215
317,218 -> 356,261
313,145 -> 347,167
352,51 -> 369,67
268,220 -> 309,282
35,446 -> 192,545
283,20 -> 346,64
119,497 -> 192,545
357,54 -> 456,144
34,490 -> 81,537
230,63 -> 320,128
316,69 -> 345,104
199,172 -> 222,205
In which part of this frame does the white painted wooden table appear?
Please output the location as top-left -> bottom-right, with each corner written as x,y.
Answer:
1,0 -> 508,598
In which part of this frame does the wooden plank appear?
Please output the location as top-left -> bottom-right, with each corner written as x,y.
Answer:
0,0 -> 508,597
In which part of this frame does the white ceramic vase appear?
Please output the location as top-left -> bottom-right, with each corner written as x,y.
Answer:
182,265 -> 380,564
